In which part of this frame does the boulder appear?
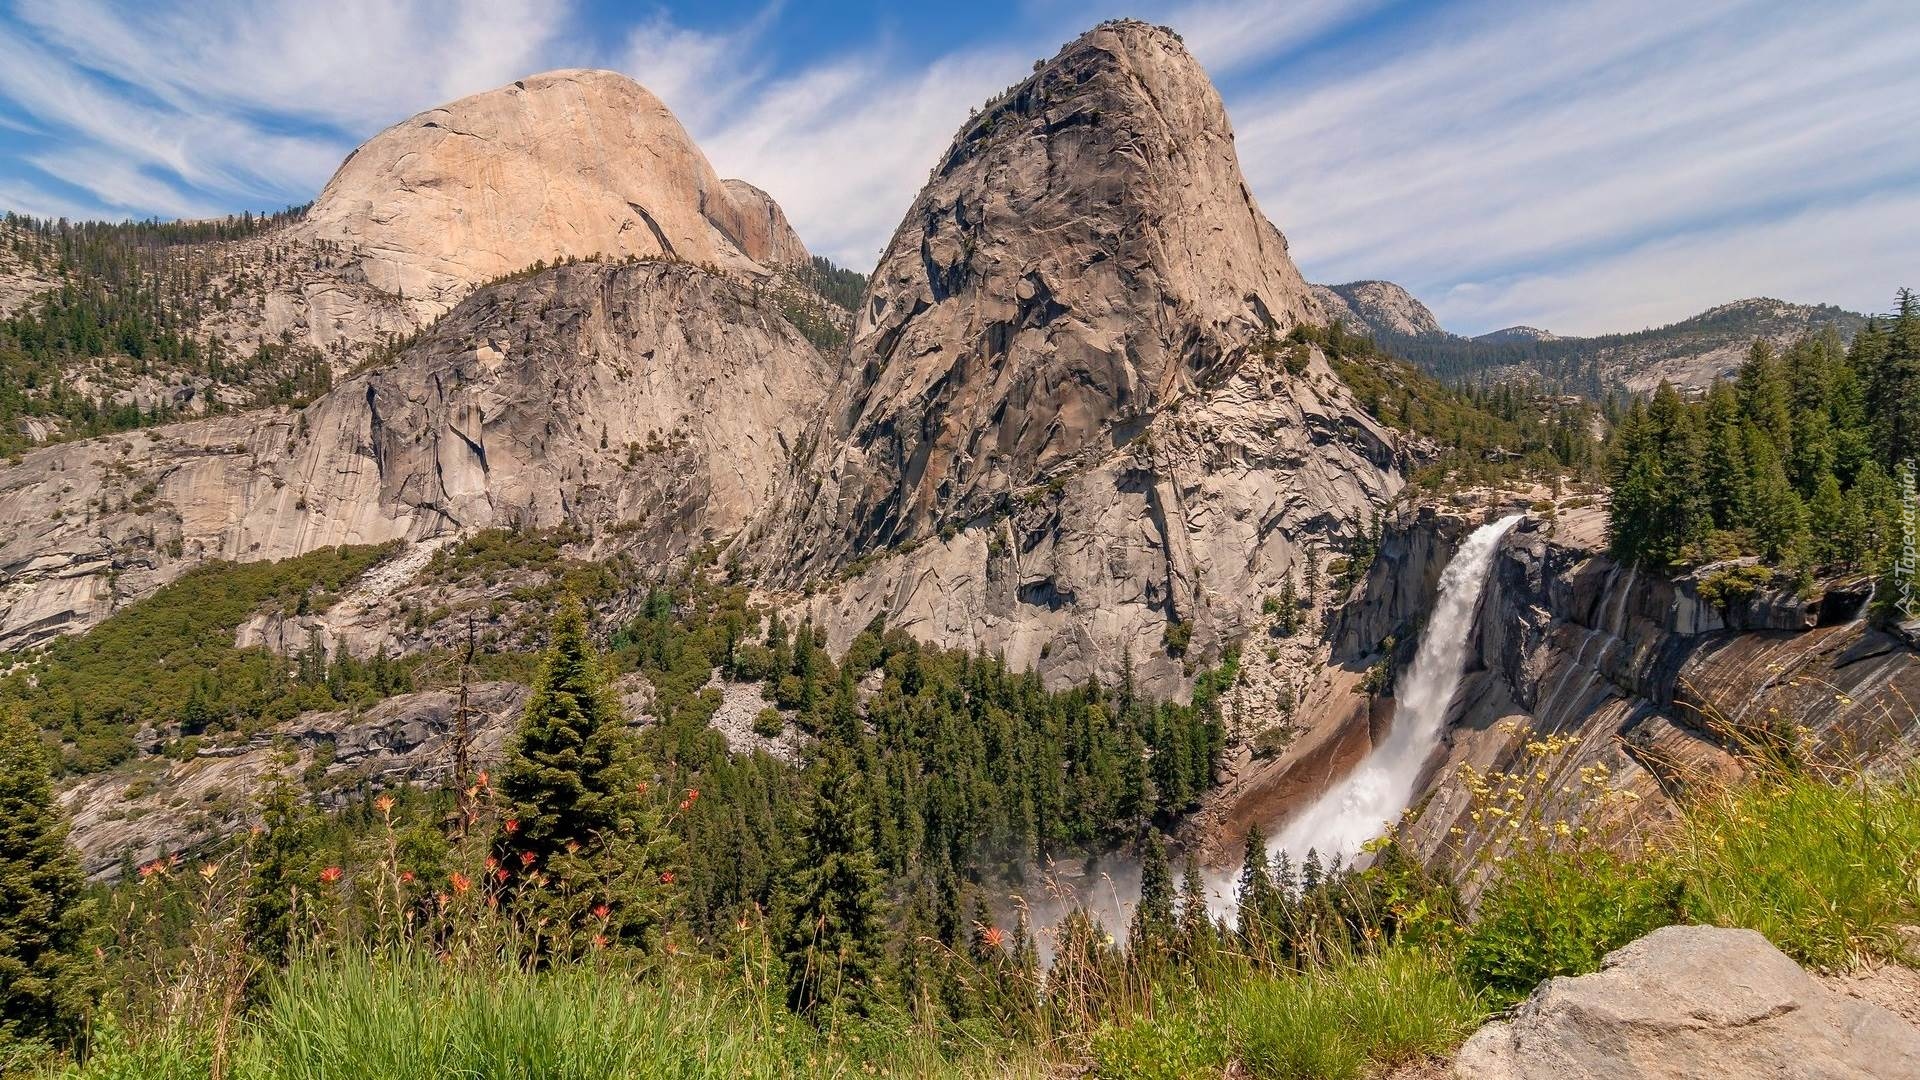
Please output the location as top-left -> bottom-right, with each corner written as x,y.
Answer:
1454,924 -> 1920,1079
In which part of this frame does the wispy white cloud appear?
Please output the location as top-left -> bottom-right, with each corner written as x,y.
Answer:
0,0 -> 1911,336
1228,0 -> 1920,332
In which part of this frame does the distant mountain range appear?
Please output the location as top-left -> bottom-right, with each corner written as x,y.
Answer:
1310,279 -> 1869,394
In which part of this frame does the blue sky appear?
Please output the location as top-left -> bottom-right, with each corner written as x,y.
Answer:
0,0 -> 1915,336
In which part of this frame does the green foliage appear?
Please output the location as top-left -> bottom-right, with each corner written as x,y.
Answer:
1459,847 -> 1682,1002
243,768 -> 324,971
0,209 -> 328,457
1669,762 -> 1920,970
0,543 -> 411,773
1090,1006 -> 1225,1080
780,748 -> 887,1018
1607,297 -> 1914,579
0,707 -> 98,1056
496,597 -> 676,957
1694,563 -> 1776,610
1223,947 -> 1485,1080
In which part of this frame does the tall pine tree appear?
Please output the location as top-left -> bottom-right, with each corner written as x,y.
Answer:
781,747 -> 887,1018
0,707 -> 97,1053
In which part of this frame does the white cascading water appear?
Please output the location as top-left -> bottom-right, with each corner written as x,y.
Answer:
1268,513 -> 1524,867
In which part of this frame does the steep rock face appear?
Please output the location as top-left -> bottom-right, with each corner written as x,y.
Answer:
768,20 -> 1400,693
1455,925 -> 1920,1079
791,20 -> 1324,562
298,68 -> 809,320
1261,493 -> 1920,894
1310,280 -> 1443,338
0,261 -> 833,651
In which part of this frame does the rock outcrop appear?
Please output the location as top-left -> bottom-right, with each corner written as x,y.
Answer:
1,261 -> 834,650
298,69 -> 808,321
1311,280 -> 1443,338
760,20 -> 1401,694
1455,925 -> 1920,1079
788,20 -> 1327,560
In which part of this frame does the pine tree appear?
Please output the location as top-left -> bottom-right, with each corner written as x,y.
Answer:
1701,380 -> 1750,531
1128,831 -> 1176,964
243,765 -> 321,971
497,596 -> 674,954
781,748 -> 887,1018
1867,291 -> 1920,472
1747,433 -> 1807,564
1175,850 -> 1216,965
0,707 -> 97,1052
1235,827 -> 1279,957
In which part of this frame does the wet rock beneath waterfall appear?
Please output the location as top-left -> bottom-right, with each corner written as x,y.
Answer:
1454,924 -> 1920,1079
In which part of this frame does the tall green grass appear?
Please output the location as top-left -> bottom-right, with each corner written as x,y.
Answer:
1668,763 -> 1920,970
63,952 -> 1049,1080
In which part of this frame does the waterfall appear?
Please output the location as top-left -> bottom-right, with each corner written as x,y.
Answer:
1268,513 -> 1524,866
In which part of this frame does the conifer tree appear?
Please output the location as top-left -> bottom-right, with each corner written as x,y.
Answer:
1867,291 -> 1920,472
243,765 -> 321,971
497,596 -> 674,954
1235,827 -> 1279,957
1128,831 -> 1176,963
1176,850 -> 1216,964
0,707 -> 97,1053
1701,380 -> 1751,531
781,748 -> 887,1018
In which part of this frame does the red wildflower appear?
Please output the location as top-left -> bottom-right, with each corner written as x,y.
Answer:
659,871 -> 675,885
503,818 -> 519,834
400,870 -> 415,884
982,926 -> 1006,950
591,934 -> 608,950
636,780 -> 649,795
449,871 -> 472,895
592,904 -> 610,920
495,867 -> 510,883
519,851 -> 536,867
318,866 -> 343,885
485,856 -> 499,871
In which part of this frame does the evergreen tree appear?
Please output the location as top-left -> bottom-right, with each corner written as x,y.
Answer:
1175,850 -> 1216,965
0,707 -> 97,1053
243,766 -> 321,971
1127,831 -> 1175,964
781,748 -> 887,1018
1866,291 -> 1920,471
1747,433 -> 1807,564
497,596 -> 674,954
1737,340 -> 1793,459
1700,380 -> 1750,531
1235,827 -> 1279,956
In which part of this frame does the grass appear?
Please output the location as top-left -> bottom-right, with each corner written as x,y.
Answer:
64,952 -> 1053,1080
1089,947 -> 1485,1080
1668,763 -> 1920,970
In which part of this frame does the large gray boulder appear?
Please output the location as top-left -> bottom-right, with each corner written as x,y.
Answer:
1455,924 -> 1920,1079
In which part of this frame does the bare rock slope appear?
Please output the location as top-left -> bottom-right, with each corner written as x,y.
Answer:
0,261 -> 833,650
1311,280 -> 1443,338
298,68 -> 809,321
769,21 -> 1403,693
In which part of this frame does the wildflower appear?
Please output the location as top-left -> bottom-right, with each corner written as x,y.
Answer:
636,780 -> 649,795
374,793 -> 395,815
504,818 -> 520,834
450,871 -> 472,895
660,871 -> 676,885
592,903 -> 611,920
401,870 -> 416,884
486,857 -> 499,871
199,863 -> 219,882
519,851 -> 536,867
138,861 -> 162,880
495,868 -> 510,883
319,866 -> 343,884
982,926 -> 1005,950
565,840 -> 580,856
592,934 -> 608,950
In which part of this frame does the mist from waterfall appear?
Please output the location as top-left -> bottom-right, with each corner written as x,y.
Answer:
1008,513 -> 1526,941
1267,513 -> 1523,869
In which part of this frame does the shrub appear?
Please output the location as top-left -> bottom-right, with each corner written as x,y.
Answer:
1091,1007 -> 1225,1080
1460,847 -> 1682,1002
752,707 -> 784,739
